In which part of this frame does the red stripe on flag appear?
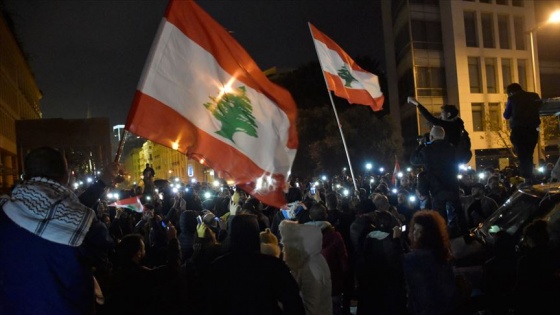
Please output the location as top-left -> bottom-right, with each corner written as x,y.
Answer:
310,24 -> 367,73
324,72 -> 384,111
127,91 -> 288,208
165,0 -> 297,149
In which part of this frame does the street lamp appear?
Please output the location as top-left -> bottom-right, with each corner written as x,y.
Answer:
528,10 -> 560,93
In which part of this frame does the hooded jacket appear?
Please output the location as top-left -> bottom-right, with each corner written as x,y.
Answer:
280,220 -> 332,315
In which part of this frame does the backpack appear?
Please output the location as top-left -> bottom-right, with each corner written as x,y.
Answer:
456,128 -> 472,164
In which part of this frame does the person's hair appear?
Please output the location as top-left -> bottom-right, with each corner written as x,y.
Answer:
325,192 -> 338,209
441,104 -> 459,118
23,147 -> 67,182
309,203 -> 327,221
506,83 -> 523,95
430,125 -> 445,141
116,234 -> 144,261
229,214 -> 260,253
410,210 -> 451,262
373,210 -> 394,233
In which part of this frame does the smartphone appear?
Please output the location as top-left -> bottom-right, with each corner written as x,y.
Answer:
196,215 -> 203,225
161,221 -> 168,229
310,187 -> 316,195
401,225 -> 406,232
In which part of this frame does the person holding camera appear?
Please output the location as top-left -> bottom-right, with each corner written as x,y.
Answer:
411,126 -> 465,237
408,97 -> 464,147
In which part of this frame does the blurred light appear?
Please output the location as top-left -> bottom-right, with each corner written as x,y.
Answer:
146,196 -> 151,201
296,182 -> 300,187
170,183 -> 175,188
210,170 -> 215,176
154,188 -> 159,193
478,173 -> 485,179
459,164 -> 468,171
314,181 -> 319,186
172,187 -> 178,193
397,172 -> 403,178
370,178 -> 374,183
114,193 -> 120,200
336,184 -> 341,188
79,181 -> 84,186
159,193 -> 164,200
379,167 -> 384,173
191,178 -> 197,183
321,175 -> 327,181
213,180 -> 220,187
343,167 -> 347,171
538,166 -> 545,173
107,193 -> 114,199
343,189 -> 349,196
168,170 -> 172,174
185,187 -> 189,192
200,158 -> 205,164
366,163 -> 372,170
73,182 -> 79,189
204,191 -> 211,199
406,167 -> 412,172
133,182 -> 137,185
392,188 -> 398,194
457,174 -> 463,179
96,171 -> 101,175
548,10 -> 560,23
86,177 -> 93,183
174,178 -> 180,182
409,195 -> 416,202
172,142 -> 179,150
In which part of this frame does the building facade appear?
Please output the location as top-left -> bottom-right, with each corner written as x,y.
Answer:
0,14 -> 42,193
382,0 -> 555,170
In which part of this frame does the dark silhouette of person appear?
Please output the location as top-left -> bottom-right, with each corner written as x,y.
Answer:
503,83 -> 541,183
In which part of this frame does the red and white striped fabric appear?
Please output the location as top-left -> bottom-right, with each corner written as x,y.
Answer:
392,156 -> 401,187
310,23 -> 384,111
125,0 -> 298,208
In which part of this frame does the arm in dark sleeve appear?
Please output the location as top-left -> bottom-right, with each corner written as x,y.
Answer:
417,103 -> 443,126
79,180 -> 108,209
503,99 -> 512,119
410,145 -> 426,166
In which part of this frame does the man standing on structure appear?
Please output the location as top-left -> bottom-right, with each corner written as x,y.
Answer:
143,163 -> 156,195
503,83 -> 541,184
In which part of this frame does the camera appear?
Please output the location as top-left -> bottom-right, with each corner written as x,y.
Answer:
417,133 -> 430,145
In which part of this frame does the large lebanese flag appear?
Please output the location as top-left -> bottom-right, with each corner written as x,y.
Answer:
125,0 -> 298,208
309,23 -> 384,111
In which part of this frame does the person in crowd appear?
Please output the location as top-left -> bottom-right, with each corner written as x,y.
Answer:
411,125 -> 465,236
408,97 -> 465,147
178,210 -> 198,263
358,210 -> 407,315
460,182 -> 499,229
280,220 -> 332,315
503,83 -> 542,184
512,219 -> 559,314
0,146 -> 121,315
106,227 -> 180,315
207,215 -> 305,315
485,174 -> 509,206
404,210 -> 463,315
305,203 -> 349,315
372,192 -> 405,225
396,189 -> 418,227
142,163 -> 156,195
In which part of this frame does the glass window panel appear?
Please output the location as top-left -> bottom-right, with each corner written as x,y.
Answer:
489,103 -> 501,131
486,58 -> 498,93
469,57 -> 482,93
472,103 -> 485,131
496,0 -> 508,4
464,11 -> 479,47
514,16 -> 525,50
512,0 -> 524,7
498,15 -> 511,49
481,13 -> 495,48
502,58 -> 513,92
480,0 -> 492,3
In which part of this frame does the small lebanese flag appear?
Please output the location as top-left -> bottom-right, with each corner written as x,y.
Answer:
309,23 -> 384,111
125,0 -> 298,208
392,156 -> 401,187
109,197 -> 144,213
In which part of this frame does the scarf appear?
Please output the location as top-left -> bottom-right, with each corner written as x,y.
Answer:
0,177 -> 95,246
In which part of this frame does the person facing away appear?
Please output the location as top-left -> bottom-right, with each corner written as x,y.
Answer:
0,146 -> 120,315
142,163 -> 155,194
503,82 -> 542,182
207,214 -> 305,315
404,210 -> 462,315
408,97 -> 465,147
411,126 -> 464,235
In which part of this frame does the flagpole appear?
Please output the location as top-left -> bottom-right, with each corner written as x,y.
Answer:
114,129 -> 128,163
308,22 -> 358,192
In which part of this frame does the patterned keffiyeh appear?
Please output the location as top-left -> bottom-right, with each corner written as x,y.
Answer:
0,177 -> 95,246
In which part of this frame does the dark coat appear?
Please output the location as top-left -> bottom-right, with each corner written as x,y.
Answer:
503,90 -> 541,129
417,104 -> 464,146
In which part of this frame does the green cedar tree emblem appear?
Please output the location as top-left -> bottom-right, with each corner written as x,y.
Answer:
203,86 -> 258,143
337,64 -> 357,87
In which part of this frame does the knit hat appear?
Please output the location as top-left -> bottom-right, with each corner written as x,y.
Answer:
260,228 -> 281,258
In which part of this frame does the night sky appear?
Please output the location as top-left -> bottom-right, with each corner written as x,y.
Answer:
3,0 -> 384,126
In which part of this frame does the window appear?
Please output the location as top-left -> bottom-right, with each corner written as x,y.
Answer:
489,103 -> 501,131
481,13 -> 495,48
464,11 -> 479,47
512,0 -> 523,7
411,20 -> 443,50
472,103 -> 485,131
480,0 -> 492,3
486,58 -> 498,93
498,15 -> 511,49
416,66 -> 446,96
502,58 -> 513,92
469,57 -> 482,93
514,16 -> 525,50
496,0 -> 508,4
517,59 -> 527,90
